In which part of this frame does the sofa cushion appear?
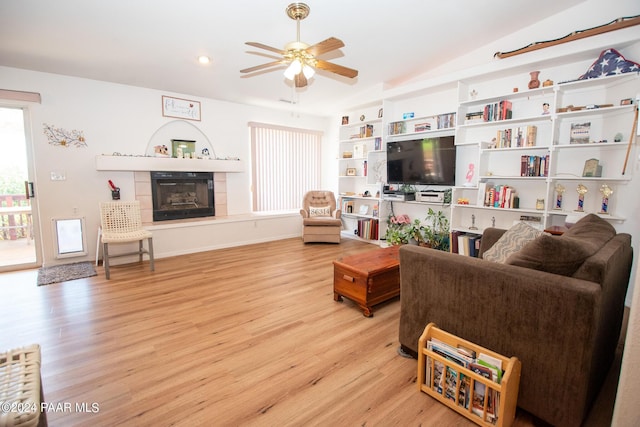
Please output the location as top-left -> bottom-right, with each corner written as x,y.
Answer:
503,215 -> 616,278
309,205 -> 331,217
482,222 -> 542,263
563,213 -> 616,247
506,234 -> 595,276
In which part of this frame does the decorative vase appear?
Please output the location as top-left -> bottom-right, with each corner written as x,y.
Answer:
528,71 -> 540,89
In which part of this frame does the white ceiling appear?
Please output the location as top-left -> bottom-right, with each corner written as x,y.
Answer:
0,0 -> 586,115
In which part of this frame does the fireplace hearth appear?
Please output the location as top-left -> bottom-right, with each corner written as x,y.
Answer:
151,171 -> 214,221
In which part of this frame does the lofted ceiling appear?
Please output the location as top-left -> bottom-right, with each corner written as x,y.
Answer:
0,0 -> 588,115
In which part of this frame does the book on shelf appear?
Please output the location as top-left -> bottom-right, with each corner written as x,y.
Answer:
491,125 -> 536,148
341,199 -> 354,214
414,122 -> 431,132
481,184 -> 518,209
519,153 -> 549,177
570,122 -> 591,144
388,121 -> 406,135
356,218 -> 378,239
450,231 -> 482,257
483,100 -> 512,122
465,111 -> 484,123
437,112 -> 456,129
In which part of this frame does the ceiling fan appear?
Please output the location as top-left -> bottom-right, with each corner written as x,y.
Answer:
240,2 -> 358,88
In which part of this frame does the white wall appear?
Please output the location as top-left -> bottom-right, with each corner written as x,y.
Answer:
0,66 -> 334,266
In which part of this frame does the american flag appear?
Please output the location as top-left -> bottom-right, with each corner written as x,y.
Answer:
579,48 -> 640,80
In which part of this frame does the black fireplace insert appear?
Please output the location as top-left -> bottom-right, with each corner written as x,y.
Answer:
150,171 -> 214,221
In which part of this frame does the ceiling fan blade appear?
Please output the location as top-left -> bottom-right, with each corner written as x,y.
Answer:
294,73 -> 308,88
240,61 -> 286,74
306,37 -> 345,56
245,42 -> 286,55
315,60 -> 358,78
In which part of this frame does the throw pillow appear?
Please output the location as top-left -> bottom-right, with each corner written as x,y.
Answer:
482,222 -> 542,263
309,205 -> 331,217
506,234 -> 595,277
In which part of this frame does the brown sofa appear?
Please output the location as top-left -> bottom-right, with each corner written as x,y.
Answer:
398,214 -> 633,427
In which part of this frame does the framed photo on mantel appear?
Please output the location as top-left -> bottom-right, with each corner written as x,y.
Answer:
162,95 -> 201,121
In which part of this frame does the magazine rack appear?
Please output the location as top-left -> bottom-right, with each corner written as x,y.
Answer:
418,323 -> 521,427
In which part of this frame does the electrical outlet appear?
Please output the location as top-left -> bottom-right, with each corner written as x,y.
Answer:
50,170 -> 66,181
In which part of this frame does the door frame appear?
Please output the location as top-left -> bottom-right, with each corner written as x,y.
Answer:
0,103 -> 42,272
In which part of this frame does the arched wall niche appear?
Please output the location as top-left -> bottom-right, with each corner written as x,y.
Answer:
145,120 -> 216,158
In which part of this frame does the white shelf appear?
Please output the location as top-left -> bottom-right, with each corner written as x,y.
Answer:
457,114 -> 552,129
550,175 -> 631,182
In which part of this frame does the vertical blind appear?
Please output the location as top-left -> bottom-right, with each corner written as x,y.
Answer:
249,122 -> 322,212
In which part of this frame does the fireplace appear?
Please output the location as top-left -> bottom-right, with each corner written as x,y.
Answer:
150,171 -> 214,221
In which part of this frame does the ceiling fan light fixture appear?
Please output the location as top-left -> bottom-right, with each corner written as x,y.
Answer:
197,55 -> 211,64
302,64 -> 315,79
284,58 -> 302,80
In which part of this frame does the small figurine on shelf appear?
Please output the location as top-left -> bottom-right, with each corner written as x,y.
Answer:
575,184 -> 588,212
542,103 -> 550,115
469,214 -> 478,230
599,184 -> 613,214
554,184 -> 565,210
464,163 -> 475,187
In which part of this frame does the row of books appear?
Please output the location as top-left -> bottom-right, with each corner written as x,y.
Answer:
492,125 -> 537,148
478,183 -> 519,209
356,218 -> 379,240
425,338 -> 503,424
484,100 -> 512,122
436,112 -> 456,129
520,154 -> 549,177
388,121 -> 406,135
350,124 -> 375,139
450,231 -> 481,257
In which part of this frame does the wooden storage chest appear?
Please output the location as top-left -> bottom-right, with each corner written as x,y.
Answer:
333,245 -> 400,317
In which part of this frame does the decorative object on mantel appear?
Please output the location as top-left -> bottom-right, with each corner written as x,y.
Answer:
154,145 -> 169,157
43,123 -> 87,148
494,15 -> 640,59
162,95 -> 201,121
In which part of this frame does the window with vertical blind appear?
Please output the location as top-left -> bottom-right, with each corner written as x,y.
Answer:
249,122 -> 323,212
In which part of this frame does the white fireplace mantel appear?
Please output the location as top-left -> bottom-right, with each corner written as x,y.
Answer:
95,155 -> 244,173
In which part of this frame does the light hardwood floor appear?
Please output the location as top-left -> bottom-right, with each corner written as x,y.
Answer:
0,238 -> 623,426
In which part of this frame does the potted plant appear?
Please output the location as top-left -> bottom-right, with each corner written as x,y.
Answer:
384,214 -> 411,245
421,208 -> 450,251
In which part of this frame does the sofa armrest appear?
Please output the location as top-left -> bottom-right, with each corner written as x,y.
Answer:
477,227 -> 506,258
398,244 -> 602,426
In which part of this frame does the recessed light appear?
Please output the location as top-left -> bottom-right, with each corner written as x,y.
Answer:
198,55 -> 211,64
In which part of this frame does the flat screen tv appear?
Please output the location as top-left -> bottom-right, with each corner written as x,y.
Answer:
386,136 -> 456,186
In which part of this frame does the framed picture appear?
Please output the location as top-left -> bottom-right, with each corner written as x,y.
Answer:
378,108 -> 383,118
171,139 -> 196,158
341,116 -> 349,125
162,95 -> 201,121
346,167 -> 357,176
582,158 -> 601,177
